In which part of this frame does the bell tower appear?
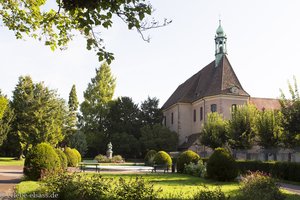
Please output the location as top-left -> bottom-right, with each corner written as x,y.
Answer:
215,20 -> 227,67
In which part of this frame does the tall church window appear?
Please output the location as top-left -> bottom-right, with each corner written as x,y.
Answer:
211,104 -> 217,112
193,109 -> 196,122
200,107 -> 203,121
171,113 -> 174,124
164,116 -> 166,126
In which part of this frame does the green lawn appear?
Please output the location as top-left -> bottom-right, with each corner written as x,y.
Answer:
0,157 -> 24,166
16,173 -> 300,200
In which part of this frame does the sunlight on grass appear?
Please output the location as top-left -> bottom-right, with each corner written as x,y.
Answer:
16,173 -> 300,200
0,157 -> 24,166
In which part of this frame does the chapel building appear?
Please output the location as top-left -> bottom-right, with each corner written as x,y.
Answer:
161,21 -> 280,152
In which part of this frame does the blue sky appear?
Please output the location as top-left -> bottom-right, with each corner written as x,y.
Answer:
1,0 -> 300,107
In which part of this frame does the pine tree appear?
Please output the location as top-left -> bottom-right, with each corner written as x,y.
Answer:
80,62 -> 116,156
64,85 -> 79,145
11,76 -> 67,156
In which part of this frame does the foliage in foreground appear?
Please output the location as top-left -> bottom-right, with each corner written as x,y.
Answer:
194,186 -> 229,200
42,173 -> 161,200
236,171 -> 285,200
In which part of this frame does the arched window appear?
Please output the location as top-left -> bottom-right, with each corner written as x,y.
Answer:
211,104 -> 217,112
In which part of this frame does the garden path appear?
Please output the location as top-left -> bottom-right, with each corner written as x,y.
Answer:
0,166 -> 23,198
279,183 -> 300,195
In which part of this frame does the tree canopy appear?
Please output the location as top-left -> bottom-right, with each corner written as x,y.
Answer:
11,76 -> 67,155
200,112 -> 228,149
0,0 -> 170,63
280,77 -> 300,148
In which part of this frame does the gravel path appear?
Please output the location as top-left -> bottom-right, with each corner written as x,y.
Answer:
279,183 -> 300,195
0,166 -> 23,198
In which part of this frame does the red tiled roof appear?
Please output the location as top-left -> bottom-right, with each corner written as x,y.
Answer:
162,55 -> 249,109
250,97 -> 281,110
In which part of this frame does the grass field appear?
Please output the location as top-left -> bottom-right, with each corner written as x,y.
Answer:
16,173 -> 300,200
0,157 -> 24,166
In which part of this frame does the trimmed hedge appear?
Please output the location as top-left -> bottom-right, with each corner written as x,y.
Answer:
237,160 -> 300,182
72,148 -> 82,163
207,148 -> 238,181
144,150 -> 157,166
153,151 -> 172,168
176,150 -> 200,173
55,148 -> 68,171
64,147 -> 79,167
24,143 -> 60,180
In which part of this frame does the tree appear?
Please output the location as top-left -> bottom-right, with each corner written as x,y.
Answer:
106,96 -> 141,139
69,131 -> 87,157
254,110 -> 283,149
200,112 -> 228,149
0,93 -> 8,120
280,77 -> 300,151
139,124 -> 178,155
0,93 -> 13,146
140,97 -> 163,126
64,84 -> 79,145
0,1 -> 171,63
11,76 -> 67,156
226,104 -> 257,150
110,132 -> 140,158
80,62 -> 116,156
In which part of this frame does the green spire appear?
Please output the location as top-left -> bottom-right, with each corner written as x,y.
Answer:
215,20 -> 227,67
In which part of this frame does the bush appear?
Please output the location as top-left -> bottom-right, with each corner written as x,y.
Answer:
193,186 -> 229,200
24,143 -> 60,181
184,160 -> 206,177
237,171 -> 285,200
177,150 -> 201,173
94,154 -> 109,163
153,151 -> 172,168
144,150 -> 157,166
111,155 -> 124,163
55,148 -> 68,171
43,173 -> 162,200
43,173 -> 113,199
72,148 -> 82,163
64,147 -> 79,167
206,148 -> 238,181
112,177 -> 162,199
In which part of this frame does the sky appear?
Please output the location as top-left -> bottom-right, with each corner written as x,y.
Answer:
1,0 -> 300,107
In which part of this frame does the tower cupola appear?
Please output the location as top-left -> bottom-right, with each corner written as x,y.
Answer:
215,20 -> 227,67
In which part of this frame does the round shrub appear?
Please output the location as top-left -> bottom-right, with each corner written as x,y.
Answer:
64,147 -> 79,167
111,155 -> 124,163
237,171 -> 285,200
153,151 -> 172,168
144,150 -> 157,166
206,148 -> 238,181
72,148 -> 82,163
55,148 -> 68,171
194,187 -> 228,200
176,150 -> 200,173
94,154 -> 109,163
24,143 -> 60,181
